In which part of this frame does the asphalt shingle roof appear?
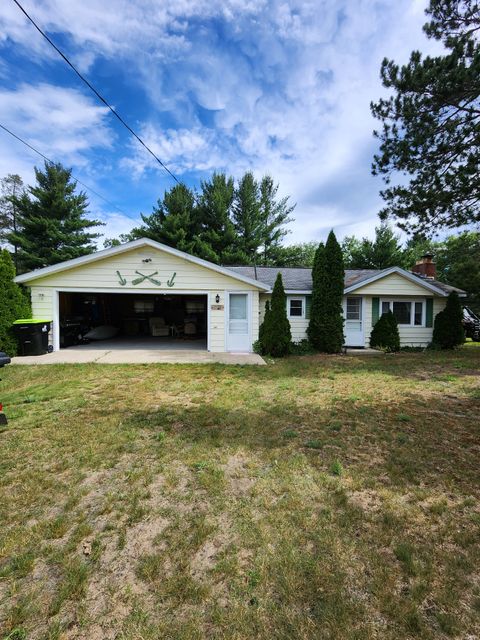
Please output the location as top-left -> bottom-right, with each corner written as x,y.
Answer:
225,265 -> 465,295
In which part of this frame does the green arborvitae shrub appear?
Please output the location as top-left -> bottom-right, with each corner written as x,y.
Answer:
432,291 -> 465,349
307,231 -> 345,353
307,242 -> 327,350
260,274 -> 291,357
0,249 -> 31,356
323,231 -> 345,352
258,300 -> 270,353
370,310 -> 400,352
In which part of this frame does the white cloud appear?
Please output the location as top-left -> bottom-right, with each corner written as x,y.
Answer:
0,83 -> 111,165
0,0 -> 443,243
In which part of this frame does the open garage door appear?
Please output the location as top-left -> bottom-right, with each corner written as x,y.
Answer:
58,292 -> 208,351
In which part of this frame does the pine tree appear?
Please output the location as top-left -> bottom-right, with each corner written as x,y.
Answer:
0,249 -> 31,356
231,172 -> 263,264
260,274 -> 291,357
371,0 -> 480,233
7,162 -> 102,273
344,224 -> 406,269
307,242 -> 327,349
432,290 -> 465,348
194,173 -> 238,264
370,310 -> 400,352
323,231 -> 345,352
258,175 -> 295,265
132,183 -> 199,253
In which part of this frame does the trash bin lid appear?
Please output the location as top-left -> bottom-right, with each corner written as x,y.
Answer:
12,318 -> 52,324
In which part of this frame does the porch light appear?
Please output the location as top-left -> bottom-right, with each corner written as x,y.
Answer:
215,294 -> 220,303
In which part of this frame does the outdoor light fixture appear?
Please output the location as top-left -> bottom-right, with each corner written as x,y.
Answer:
215,294 -> 220,303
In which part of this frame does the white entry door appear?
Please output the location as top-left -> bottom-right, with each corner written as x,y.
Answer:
344,297 -> 364,347
227,293 -> 251,352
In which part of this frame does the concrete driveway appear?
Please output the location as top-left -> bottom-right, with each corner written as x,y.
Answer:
11,346 -> 265,366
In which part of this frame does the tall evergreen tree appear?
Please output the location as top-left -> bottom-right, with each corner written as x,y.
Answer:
258,175 -> 295,265
0,249 -> 31,356
0,174 -> 25,270
307,232 -> 345,352
343,224 -> 406,269
323,230 -> 345,353
131,183 -> 199,253
7,162 -> 102,273
194,173 -> 239,264
260,273 -> 291,357
307,242 -> 328,349
231,172 -> 264,264
371,0 -> 480,234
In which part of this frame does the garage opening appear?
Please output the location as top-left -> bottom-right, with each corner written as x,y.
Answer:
59,292 -> 208,350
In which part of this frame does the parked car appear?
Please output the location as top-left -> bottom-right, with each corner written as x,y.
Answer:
463,306 -> 480,342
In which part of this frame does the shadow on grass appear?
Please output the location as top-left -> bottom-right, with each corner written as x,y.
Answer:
123,388 -> 479,493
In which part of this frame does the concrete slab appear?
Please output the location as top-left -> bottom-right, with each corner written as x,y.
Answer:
11,349 -> 266,366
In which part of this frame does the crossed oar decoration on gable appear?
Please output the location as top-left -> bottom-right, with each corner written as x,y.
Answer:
116,270 -> 176,287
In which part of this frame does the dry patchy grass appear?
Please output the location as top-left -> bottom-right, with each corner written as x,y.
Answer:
0,348 -> 479,639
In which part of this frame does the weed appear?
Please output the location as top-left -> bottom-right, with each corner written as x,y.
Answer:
305,440 -> 323,449
330,460 -> 343,476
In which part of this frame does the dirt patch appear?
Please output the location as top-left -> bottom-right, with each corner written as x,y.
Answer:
224,452 -> 256,496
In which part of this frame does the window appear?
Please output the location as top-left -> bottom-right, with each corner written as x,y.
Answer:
346,297 -> 361,320
134,299 -> 154,313
414,302 -> 423,326
381,300 -> 424,326
288,297 -> 304,318
393,301 -> 411,325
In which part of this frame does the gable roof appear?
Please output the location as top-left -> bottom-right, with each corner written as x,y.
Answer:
227,265 -> 465,297
14,238 -> 270,291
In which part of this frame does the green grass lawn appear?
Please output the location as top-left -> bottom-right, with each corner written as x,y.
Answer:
0,348 -> 479,640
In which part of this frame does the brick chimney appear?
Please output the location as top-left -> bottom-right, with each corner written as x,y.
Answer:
412,253 -> 436,279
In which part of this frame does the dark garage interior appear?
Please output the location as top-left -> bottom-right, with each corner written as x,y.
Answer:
59,292 -> 207,349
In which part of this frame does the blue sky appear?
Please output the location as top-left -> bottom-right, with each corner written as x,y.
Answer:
0,0 -> 440,246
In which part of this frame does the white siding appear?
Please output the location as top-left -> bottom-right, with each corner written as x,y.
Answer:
353,273 -> 435,296
29,286 -> 54,347
355,273 -> 447,347
259,294 -> 310,343
26,246 -> 263,353
260,268 -> 449,348
363,296 -> 446,347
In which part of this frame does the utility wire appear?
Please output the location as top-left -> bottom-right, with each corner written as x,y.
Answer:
12,0 -> 180,185
0,121 -> 136,220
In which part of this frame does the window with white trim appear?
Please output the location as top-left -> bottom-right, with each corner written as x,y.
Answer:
381,299 -> 424,326
287,297 -> 304,318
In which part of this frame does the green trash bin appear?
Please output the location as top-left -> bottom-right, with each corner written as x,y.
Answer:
12,319 -> 52,356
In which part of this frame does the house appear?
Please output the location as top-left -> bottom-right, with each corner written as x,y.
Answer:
14,239 -> 465,353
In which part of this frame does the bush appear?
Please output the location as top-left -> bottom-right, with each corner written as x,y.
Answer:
370,310 -> 400,352
0,249 -> 31,356
258,274 -> 291,357
432,291 -> 465,349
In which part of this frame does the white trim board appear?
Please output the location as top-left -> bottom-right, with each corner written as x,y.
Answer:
14,238 -> 269,291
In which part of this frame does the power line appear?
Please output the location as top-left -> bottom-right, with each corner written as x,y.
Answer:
12,0 -> 180,185
0,121 -> 137,220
